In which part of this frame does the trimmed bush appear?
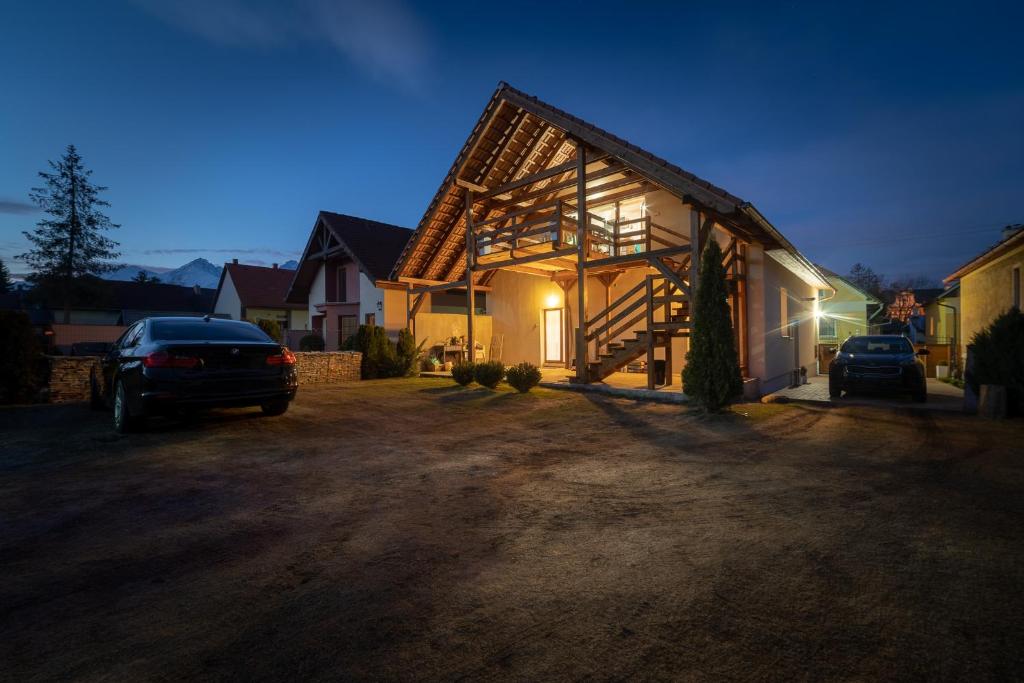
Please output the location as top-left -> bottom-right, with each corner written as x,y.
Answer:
298,334 -> 325,351
0,311 -> 39,403
392,328 -> 423,377
251,318 -> 282,342
505,362 -> 542,393
451,361 -> 475,386
967,308 -> 1024,416
474,360 -> 505,389
681,238 -> 743,411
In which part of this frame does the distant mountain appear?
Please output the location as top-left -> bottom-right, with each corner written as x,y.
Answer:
101,258 -> 221,289
279,260 -> 298,270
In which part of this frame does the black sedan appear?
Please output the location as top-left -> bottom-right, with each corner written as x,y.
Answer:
828,335 -> 928,402
90,317 -> 298,432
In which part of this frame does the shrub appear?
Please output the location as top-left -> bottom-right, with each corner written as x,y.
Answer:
251,318 -> 282,342
505,362 -> 542,393
474,360 -> 505,389
0,311 -> 39,403
967,308 -> 1024,416
298,334 -> 325,352
392,328 -> 423,377
451,361 -> 475,386
681,239 -> 743,411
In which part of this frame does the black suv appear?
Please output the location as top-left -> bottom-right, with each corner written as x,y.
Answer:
90,317 -> 299,432
828,335 -> 928,402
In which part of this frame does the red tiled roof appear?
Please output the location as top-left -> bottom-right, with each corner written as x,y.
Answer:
222,263 -> 306,310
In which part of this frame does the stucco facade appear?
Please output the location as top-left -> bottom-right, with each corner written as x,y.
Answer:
959,243 -> 1023,349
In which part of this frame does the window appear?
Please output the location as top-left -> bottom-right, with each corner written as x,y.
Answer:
818,316 -> 836,339
151,320 -> 273,342
339,315 -> 358,343
1014,266 -> 1021,309
840,336 -> 913,355
365,313 -> 376,327
120,322 -> 144,348
338,267 -> 349,302
780,287 -> 790,338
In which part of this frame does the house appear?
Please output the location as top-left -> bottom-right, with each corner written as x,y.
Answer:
815,265 -> 883,344
30,279 -> 215,352
384,82 -> 832,395
211,260 -> 308,339
922,282 -> 961,375
944,224 -> 1023,364
285,211 -> 413,349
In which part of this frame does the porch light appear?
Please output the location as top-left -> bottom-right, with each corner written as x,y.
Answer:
545,293 -> 561,309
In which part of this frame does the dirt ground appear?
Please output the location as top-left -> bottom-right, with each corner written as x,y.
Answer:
2,379 -> 1024,681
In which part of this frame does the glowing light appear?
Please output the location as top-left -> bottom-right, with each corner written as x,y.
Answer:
544,293 -> 561,309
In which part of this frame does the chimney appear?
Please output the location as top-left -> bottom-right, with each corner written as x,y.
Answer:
272,263 -> 278,269
232,258 -> 238,264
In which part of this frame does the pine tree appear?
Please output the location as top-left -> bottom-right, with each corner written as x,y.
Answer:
132,270 -> 158,283
19,145 -> 120,323
0,258 -> 12,293
681,238 -> 743,411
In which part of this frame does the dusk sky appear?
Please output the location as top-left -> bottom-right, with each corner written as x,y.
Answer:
1,1 -> 1021,282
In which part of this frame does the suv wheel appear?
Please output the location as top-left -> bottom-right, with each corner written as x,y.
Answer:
828,378 -> 842,399
113,380 -> 144,433
260,400 -> 289,417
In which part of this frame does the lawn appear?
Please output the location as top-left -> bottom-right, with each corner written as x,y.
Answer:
2,378 -> 1023,680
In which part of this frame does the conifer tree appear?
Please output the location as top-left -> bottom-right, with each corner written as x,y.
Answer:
0,258 -> 12,293
681,238 -> 743,411
20,145 -> 120,322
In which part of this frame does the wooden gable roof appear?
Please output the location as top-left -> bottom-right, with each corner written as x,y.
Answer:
392,82 -> 826,288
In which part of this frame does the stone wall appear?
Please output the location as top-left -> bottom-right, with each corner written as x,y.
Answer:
44,352 -> 360,404
293,351 -> 362,384
48,356 -> 99,403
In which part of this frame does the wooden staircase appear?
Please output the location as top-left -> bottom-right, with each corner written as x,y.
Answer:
585,306 -> 690,382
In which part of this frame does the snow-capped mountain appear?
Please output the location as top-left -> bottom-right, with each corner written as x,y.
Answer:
102,258 -> 221,289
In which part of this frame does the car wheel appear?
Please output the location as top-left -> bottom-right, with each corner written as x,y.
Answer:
113,380 -> 144,433
828,379 -> 842,399
89,376 -> 104,411
260,400 -> 289,417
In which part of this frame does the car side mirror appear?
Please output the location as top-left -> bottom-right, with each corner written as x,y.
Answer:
916,348 -> 930,356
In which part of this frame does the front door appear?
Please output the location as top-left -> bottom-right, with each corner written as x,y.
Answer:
543,308 -> 564,364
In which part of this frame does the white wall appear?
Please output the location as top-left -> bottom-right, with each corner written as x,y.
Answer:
359,272 -> 383,325
756,254 -> 817,393
308,262 -> 326,323
213,272 -> 242,320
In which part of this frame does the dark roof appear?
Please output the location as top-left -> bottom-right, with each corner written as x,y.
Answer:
286,211 -> 413,303
910,288 -> 945,305
391,81 -> 830,290
216,263 -> 306,310
945,224 -> 1024,284
85,280 -> 215,313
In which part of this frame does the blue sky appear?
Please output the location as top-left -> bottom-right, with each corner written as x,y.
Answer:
1,1 -> 1021,282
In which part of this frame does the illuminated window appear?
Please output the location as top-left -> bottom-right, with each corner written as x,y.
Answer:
818,316 -> 836,338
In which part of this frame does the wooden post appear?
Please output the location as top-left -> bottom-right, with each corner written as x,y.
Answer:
613,201 -> 620,257
574,141 -> 588,382
406,284 -> 412,338
464,189 -> 476,362
663,279 -> 673,386
646,275 -> 656,390
689,208 -> 701,300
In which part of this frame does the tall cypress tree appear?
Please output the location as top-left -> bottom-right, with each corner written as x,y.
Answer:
681,238 -> 743,410
0,258 -> 11,294
20,145 -> 120,323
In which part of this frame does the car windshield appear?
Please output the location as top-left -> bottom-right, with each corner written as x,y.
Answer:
840,336 -> 913,355
150,320 -> 273,342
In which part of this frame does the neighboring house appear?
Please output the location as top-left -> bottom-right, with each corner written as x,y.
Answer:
815,266 -> 883,344
385,82 -> 832,395
886,288 -> 944,342
285,211 -> 413,349
211,260 -> 309,337
27,280 -> 215,352
944,224 -> 1024,364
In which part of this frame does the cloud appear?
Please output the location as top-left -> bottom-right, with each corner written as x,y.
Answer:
131,0 -> 431,89
136,247 -> 300,257
0,199 -> 36,215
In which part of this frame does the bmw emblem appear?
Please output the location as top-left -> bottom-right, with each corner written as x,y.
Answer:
230,348 -> 240,356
